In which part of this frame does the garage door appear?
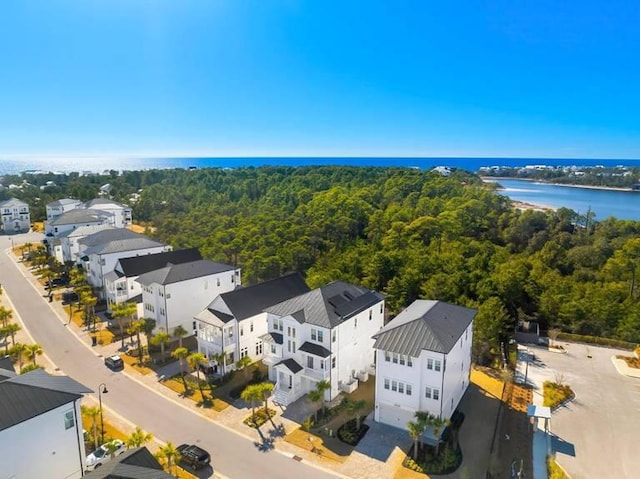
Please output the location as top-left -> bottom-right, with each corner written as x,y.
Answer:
376,402 -> 415,430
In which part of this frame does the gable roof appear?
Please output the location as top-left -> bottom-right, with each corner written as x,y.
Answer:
0,197 -> 28,208
372,300 -> 476,356
57,224 -> 114,239
299,341 -> 332,358
79,228 -> 142,247
85,198 -> 129,209
83,447 -> 174,479
265,281 -> 384,329
136,259 -> 235,286
117,248 -> 202,276
215,272 -> 310,322
49,208 -> 113,226
0,369 -> 91,432
47,198 -> 81,208
276,358 -> 303,374
85,237 -> 166,256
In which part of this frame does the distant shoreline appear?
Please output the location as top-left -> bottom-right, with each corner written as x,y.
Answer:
481,176 -> 635,193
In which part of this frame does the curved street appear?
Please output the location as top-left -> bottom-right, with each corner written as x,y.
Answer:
0,234 -> 339,479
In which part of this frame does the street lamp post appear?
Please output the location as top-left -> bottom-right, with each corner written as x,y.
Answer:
98,383 -> 108,444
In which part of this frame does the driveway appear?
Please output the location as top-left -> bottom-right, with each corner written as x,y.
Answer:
523,343 -> 640,479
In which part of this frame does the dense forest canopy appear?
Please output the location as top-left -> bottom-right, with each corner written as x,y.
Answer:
3,166 -> 640,354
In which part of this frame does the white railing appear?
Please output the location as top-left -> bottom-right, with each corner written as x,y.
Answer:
340,379 -> 359,393
262,355 -> 280,366
303,367 -> 330,381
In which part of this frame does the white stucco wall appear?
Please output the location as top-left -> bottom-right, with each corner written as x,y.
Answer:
440,322 -> 473,419
0,400 -> 86,479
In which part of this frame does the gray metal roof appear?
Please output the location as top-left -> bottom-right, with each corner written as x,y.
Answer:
84,237 -> 165,256
49,208 -> 112,226
372,300 -> 476,356
136,259 -> 235,286
117,248 -> 202,276
216,272 -> 310,321
265,281 -> 384,329
57,224 -> 114,239
85,198 -> 129,209
83,447 -> 173,479
0,369 -> 91,432
299,341 -> 331,358
47,198 -> 81,207
79,228 -> 143,247
0,197 -> 28,208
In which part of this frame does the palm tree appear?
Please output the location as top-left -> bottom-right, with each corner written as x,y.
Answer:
171,347 -> 190,392
126,427 -> 153,449
24,343 -> 43,366
82,405 -> 101,450
111,302 -> 137,350
414,411 -> 430,450
315,380 -> 330,416
151,332 -> 171,363
407,421 -> 425,460
9,343 -> 27,371
212,350 -> 227,375
419,412 -> 446,455
345,398 -> 367,430
187,352 -> 207,398
236,355 -> 252,379
128,319 -> 145,360
241,384 -> 262,419
104,440 -> 120,459
307,388 -> 323,424
259,382 -> 274,414
0,306 -> 13,327
172,325 -> 188,348
142,317 -> 156,352
157,441 -> 180,477
79,290 -> 97,329
4,323 -> 21,348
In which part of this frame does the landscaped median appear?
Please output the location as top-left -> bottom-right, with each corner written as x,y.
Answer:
611,354 -> 640,378
543,381 -> 574,409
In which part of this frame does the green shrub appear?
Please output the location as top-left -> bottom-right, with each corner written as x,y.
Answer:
244,408 -> 276,428
547,456 -> 568,479
556,332 -> 637,351
543,381 -> 574,408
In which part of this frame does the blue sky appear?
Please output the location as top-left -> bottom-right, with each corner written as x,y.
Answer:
1,1 -> 639,158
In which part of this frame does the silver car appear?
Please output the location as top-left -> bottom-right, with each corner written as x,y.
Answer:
85,439 -> 126,470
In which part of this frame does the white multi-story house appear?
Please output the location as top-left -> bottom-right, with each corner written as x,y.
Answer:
105,248 -> 202,311
45,198 -> 82,222
79,229 -> 169,295
45,208 -> 113,238
372,300 -> 475,432
85,198 -> 133,228
0,197 -> 30,233
52,224 -> 114,264
0,360 -> 92,479
261,281 -> 385,406
194,273 -> 310,374
136,259 -> 241,336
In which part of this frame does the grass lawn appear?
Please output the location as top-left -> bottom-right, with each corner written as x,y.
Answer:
120,353 -> 154,375
284,428 -> 350,463
162,376 -> 231,412
470,367 -> 504,399
543,381 -> 574,408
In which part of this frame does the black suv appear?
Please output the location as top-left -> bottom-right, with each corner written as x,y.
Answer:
177,444 -> 211,470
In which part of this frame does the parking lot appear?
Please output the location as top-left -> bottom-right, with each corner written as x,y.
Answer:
524,343 -> 640,479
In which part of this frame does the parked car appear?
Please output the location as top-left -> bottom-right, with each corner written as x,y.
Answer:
104,355 -> 124,370
85,439 -> 126,470
61,291 -> 79,305
177,443 -> 211,470
46,276 -> 69,288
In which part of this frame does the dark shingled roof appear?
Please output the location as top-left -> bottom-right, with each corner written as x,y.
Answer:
136,259 -> 235,286
83,447 -> 174,479
372,300 -> 476,356
207,309 -> 235,324
217,272 -> 310,321
265,281 -> 384,329
276,358 -> 303,374
259,332 -> 283,345
0,369 -> 91,432
117,248 -> 202,276
299,341 -> 332,358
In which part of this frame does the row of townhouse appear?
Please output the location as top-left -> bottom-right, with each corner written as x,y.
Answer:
0,197 -> 30,233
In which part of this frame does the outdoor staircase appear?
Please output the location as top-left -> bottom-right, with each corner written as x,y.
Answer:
273,387 -> 292,406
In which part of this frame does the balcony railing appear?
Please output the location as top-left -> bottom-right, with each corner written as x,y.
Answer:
262,354 -> 280,366
303,367 -> 330,381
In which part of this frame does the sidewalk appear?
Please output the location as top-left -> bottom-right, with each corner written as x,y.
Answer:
6,247 -> 409,479
515,345 -> 549,479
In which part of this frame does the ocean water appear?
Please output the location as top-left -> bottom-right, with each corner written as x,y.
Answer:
1,156 -> 639,175
489,178 -> 640,221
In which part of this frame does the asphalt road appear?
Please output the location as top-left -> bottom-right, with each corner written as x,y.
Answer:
1,234 -> 339,479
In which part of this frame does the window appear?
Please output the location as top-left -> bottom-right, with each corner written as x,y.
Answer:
307,356 -> 314,368
240,347 -> 248,358
240,326 -> 244,336
274,319 -> 283,332
406,384 -> 412,396
250,322 -> 254,333
288,340 -> 296,353
384,378 -> 390,390
100,258 -> 106,266
270,344 -> 276,354
317,330 -> 323,342
425,387 -> 432,399
64,410 -> 75,430
380,304 -> 383,314
408,357 -> 413,367
255,341 -> 263,356
332,356 -> 336,369
465,329 -> 468,341
217,278 -> 221,287
433,389 -> 440,400
384,352 -> 390,362
311,329 -> 317,341
398,382 -> 405,394
391,380 -> 398,392
231,274 -> 235,283
399,356 -> 405,366
311,328 -> 323,342
451,398 -> 454,409
392,354 -> 398,364
355,318 -> 357,328
427,358 -> 433,370
332,330 -> 336,343
369,310 -> 372,320
435,360 -> 441,372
